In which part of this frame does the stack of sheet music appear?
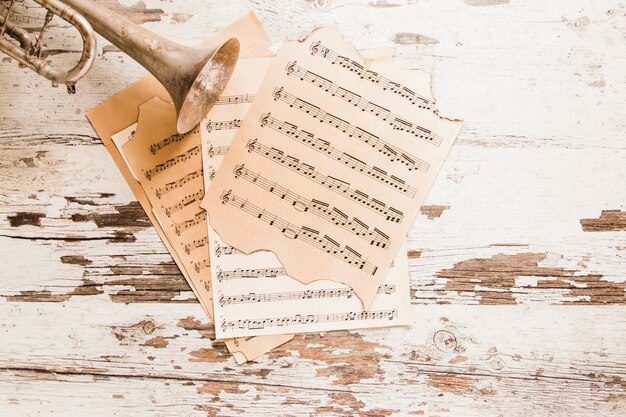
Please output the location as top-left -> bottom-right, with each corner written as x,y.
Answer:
87,13 -> 461,363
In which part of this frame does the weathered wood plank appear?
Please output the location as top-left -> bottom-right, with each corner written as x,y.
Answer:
1,302 -> 624,416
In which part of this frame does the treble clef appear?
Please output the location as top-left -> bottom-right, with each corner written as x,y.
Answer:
219,294 -> 225,307
233,164 -> 245,178
286,61 -> 296,75
205,120 -> 213,133
310,40 -> 321,55
221,190 -> 232,205
259,113 -> 270,127
215,243 -> 222,257
272,86 -> 284,101
246,138 -> 258,153
217,268 -> 224,281
221,320 -> 227,333
207,144 -> 214,158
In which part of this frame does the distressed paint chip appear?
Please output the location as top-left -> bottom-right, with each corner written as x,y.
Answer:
177,316 -> 215,339
60,255 -> 93,266
436,252 -> 626,304
108,274 -> 194,304
420,205 -> 450,219
269,331 -> 390,384
393,33 -> 440,45
580,210 -> 626,232
4,279 -> 103,302
71,201 -> 151,229
143,335 -> 177,349
428,374 -> 471,394
188,344 -> 232,363
7,212 -> 45,227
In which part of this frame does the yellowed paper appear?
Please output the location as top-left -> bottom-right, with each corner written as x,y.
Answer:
87,13 -> 292,361
206,27 -> 461,308
199,55 -> 411,339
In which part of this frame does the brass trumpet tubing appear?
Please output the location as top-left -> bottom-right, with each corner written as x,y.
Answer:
0,14 -> 32,49
0,0 -> 95,93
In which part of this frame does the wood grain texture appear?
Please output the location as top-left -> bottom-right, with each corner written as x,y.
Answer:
0,0 -> 624,415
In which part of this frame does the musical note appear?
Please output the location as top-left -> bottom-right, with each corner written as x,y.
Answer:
183,236 -> 208,254
205,119 -> 242,133
172,210 -> 206,236
154,169 -> 203,199
217,267 -> 288,282
221,309 -> 397,332
149,126 -> 199,155
282,64 -> 442,145
215,93 -> 255,105
244,138 -> 404,223
308,41 -> 434,110
193,258 -> 210,273
213,242 -> 243,257
219,284 -> 396,306
233,164 -> 392,247
272,89 -> 430,172
164,189 -> 204,217
259,114 -> 418,197
220,190 -> 379,275
206,144 -> 229,158
144,146 -> 200,180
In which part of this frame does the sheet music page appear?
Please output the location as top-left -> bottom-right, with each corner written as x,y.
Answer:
199,55 -> 411,339
111,119 -> 292,363
205,27 -> 462,308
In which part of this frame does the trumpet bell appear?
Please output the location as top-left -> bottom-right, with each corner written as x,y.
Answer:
172,38 -> 240,134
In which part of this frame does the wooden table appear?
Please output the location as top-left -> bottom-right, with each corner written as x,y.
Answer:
1,1 -> 624,415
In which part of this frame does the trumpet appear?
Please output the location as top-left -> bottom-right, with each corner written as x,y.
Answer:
0,0 -> 240,133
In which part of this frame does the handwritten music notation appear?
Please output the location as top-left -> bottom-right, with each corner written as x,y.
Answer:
272,87 -> 430,172
173,210 -> 206,236
144,146 -> 200,181
215,93 -> 256,106
309,41 -> 434,110
220,190 -> 379,275
154,169 -> 203,199
184,236 -> 208,255
219,284 -> 396,306
217,267 -> 287,282
207,144 -> 229,158
206,119 -> 242,133
259,113 -> 417,197
149,126 -> 199,155
164,189 -> 204,217
221,309 -> 398,332
233,164 -> 391,248
245,138 -> 404,223
213,242 -> 243,257
284,63 -> 442,146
